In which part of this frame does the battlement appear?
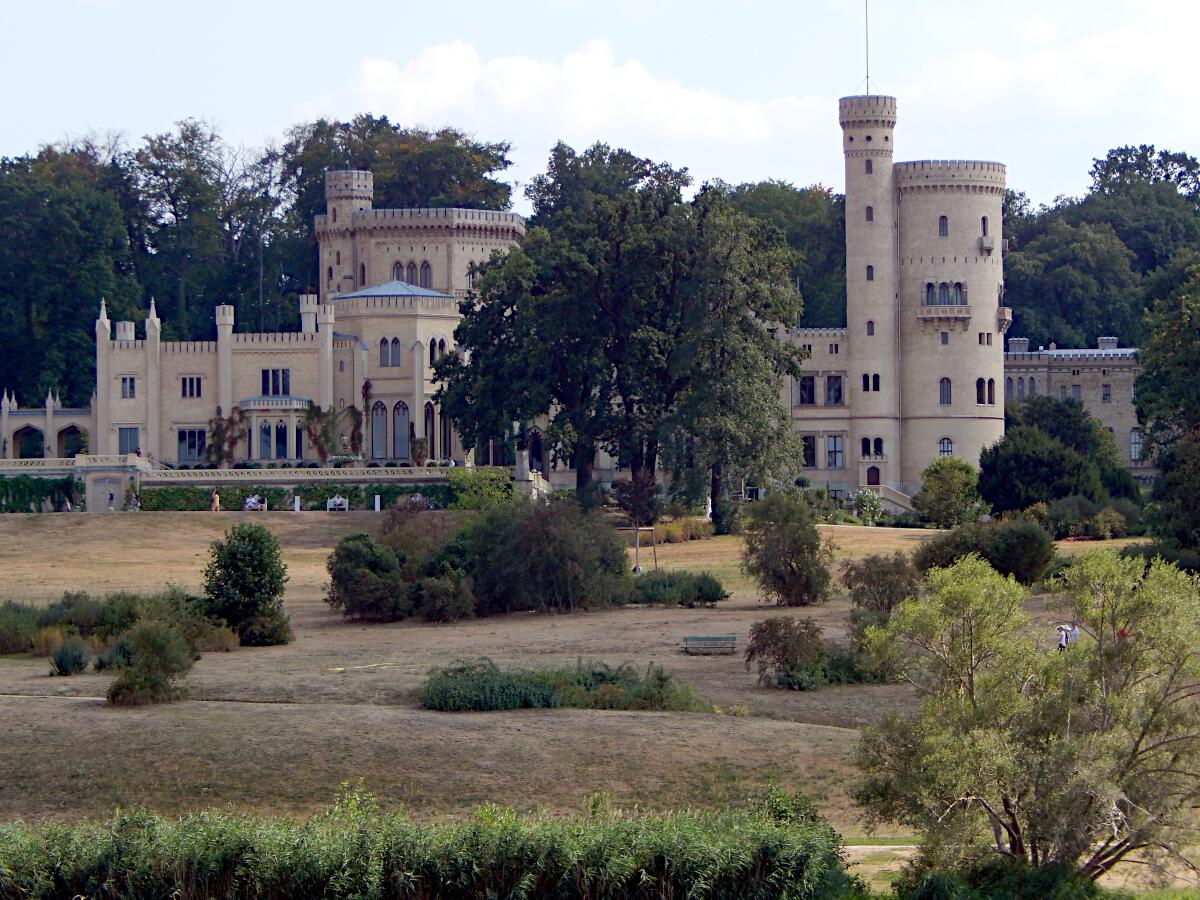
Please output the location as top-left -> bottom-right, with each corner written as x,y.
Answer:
839,95 -> 897,128
324,169 -> 373,198
894,160 -> 1006,191
315,206 -> 526,237
162,341 -> 217,354
230,332 -> 321,347
791,327 -> 848,337
333,296 -> 460,316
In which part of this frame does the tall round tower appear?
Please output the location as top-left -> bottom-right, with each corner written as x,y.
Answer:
317,170 -> 374,300
895,160 -> 1007,493
840,95 -> 901,492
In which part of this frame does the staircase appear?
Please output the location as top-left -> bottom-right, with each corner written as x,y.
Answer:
864,483 -> 914,513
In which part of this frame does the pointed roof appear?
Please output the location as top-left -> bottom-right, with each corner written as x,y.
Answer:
332,280 -> 452,300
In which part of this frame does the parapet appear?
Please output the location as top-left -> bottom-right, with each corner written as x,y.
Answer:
324,169 -> 373,201
839,95 -> 897,129
115,321 -> 135,341
215,305 -> 235,328
315,206 -> 527,239
894,160 -> 1006,192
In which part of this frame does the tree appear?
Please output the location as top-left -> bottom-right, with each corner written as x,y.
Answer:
106,619 -> 194,705
978,425 -> 1104,513
741,488 -> 834,606
912,457 -> 986,527
857,552 -> 1200,881
201,522 -> 290,645
1135,268 -> 1200,456
1145,428 -> 1200,552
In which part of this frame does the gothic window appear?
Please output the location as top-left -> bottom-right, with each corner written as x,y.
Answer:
952,282 -> 963,304
872,374 -> 880,391
866,320 -> 875,336
390,337 -> 401,367
406,262 -> 417,284
1017,377 -> 1025,400
331,208 -> 336,223
939,437 -> 953,456
938,215 -> 948,237
356,263 -> 365,287
864,159 -> 873,174
392,402 -> 410,459
379,338 -> 389,368
393,261 -> 403,280
441,414 -> 451,463
466,263 -> 475,289
1028,377 -> 1037,397
370,401 -> 387,460
429,338 -> 437,366
926,283 -> 935,305
420,261 -> 432,289
987,378 -> 995,405
336,251 -> 341,265
980,216 -> 989,237
873,437 -> 884,456
258,421 -> 271,459
861,437 -> 871,458
976,378 -> 986,404
438,338 -> 446,358
275,420 -> 287,459
938,283 -> 949,305
862,373 -> 870,392
866,265 -> 874,281
939,377 -> 952,405
865,206 -> 874,222
424,402 -> 436,459
1006,376 -> 1013,398
327,266 -> 333,284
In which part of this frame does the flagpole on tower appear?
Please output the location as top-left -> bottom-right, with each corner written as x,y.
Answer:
865,0 -> 870,96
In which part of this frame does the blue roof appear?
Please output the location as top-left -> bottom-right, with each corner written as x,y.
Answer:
333,280 -> 452,300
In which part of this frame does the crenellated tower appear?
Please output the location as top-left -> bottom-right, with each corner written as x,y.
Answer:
317,170 -> 374,300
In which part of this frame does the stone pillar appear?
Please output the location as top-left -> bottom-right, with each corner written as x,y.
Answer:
44,390 -> 55,458
317,304 -> 335,410
145,299 -> 162,460
215,305 -> 235,417
95,299 -> 111,453
285,414 -> 295,460
299,294 -> 319,334
412,340 -> 425,439
1,391 -> 9,459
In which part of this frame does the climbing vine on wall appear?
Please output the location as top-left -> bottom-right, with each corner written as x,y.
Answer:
0,476 -> 80,512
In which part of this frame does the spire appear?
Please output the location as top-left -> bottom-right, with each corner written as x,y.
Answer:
148,296 -> 159,322
98,297 -> 109,321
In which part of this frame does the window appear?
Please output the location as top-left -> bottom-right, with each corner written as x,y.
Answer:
1017,377 -> 1025,400
986,333 -> 992,346
938,283 -> 949,305
861,437 -> 871,458
872,373 -> 880,391
952,282 -> 963,304
866,265 -> 874,281
177,428 -> 207,463
987,378 -> 995,405
331,208 -> 336,223
825,375 -> 844,405
466,263 -> 475,289
795,375 -> 816,405
390,338 -> 401,367
826,435 -> 845,468
1102,383 -> 1112,403
978,332 -> 986,345
864,159 -> 873,174
261,368 -> 291,397
404,262 -> 416,284
1060,385 -> 1068,400
873,438 -> 884,457
1028,377 -> 1036,397
1006,376 -> 1013,398
1130,429 -> 1142,462
940,331 -> 949,345
862,373 -> 870,392
1072,384 -> 1082,401
865,206 -> 874,222
359,263 -> 366,287
800,435 -> 816,468
976,378 -> 986,404
938,215 -> 948,237
393,261 -> 403,280
120,376 -> 135,399
866,320 -> 874,336
327,266 -> 333,284
118,427 -> 139,454
926,283 -> 935,305
181,376 -> 201,399
829,343 -> 840,355
379,338 -> 389,368
439,338 -> 447,357
420,261 -> 432,289
939,377 -> 952,405
336,251 -> 341,265
429,338 -> 437,366
981,216 -> 989,237
339,360 -> 344,372
939,437 -> 953,456
258,421 -> 271,459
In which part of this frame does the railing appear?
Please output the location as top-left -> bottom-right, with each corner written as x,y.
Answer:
997,307 -> 1013,330
0,454 -> 155,474
0,458 -> 76,470
917,305 -> 972,321
140,466 -> 458,485
862,483 -> 914,512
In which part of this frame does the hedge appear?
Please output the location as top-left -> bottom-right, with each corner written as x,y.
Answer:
0,476 -> 81,513
138,482 -> 454,511
0,802 -> 857,899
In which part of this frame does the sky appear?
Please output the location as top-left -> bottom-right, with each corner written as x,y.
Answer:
4,0 -> 1198,214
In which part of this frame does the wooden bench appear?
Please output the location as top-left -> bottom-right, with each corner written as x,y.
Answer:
326,496 -> 349,512
682,635 -> 737,656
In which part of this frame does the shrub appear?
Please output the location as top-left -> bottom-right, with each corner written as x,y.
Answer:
326,533 -> 411,621
1046,494 -> 1101,539
893,858 -> 1106,900
745,618 -> 827,689
631,570 -> 728,607
0,602 -> 37,654
1089,507 -> 1127,539
912,457 -> 986,527
36,591 -> 105,636
741,488 -> 834,606
30,626 -> 64,657
419,659 -> 560,711
236,615 -> 295,647
842,553 -> 921,649
712,496 -> 745,535
653,518 -> 714,544
447,467 -> 513,510
94,635 -> 133,671
106,620 -> 193,705
379,507 -> 466,577
201,522 -> 290,644
414,576 -> 475,622
914,520 -> 1055,586
851,488 -> 884,524
136,587 -> 232,658
49,637 -> 89,676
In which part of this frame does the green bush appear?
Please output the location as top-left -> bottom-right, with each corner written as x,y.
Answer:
0,602 -> 37,654
36,591 -> 105,636
843,552 -> 921,651
1089,507 -> 1127,539
236,615 -> 295,647
913,520 -> 1055,586
631,570 -> 728,607
413,575 -> 475,622
94,635 -> 133,671
0,795 -> 856,899
106,619 -> 194,705
201,522 -> 290,644
49,637 -> 89,676
137,486 -> 212,511
0,474 -> 78,513
1046,494 -> 1100,538
742,488 -> 834,606
447,467 -> 513,510
894,858 -> 1108,900
420,659 -> 560,711
745,618 -> 827,690
325,533 -> 411,621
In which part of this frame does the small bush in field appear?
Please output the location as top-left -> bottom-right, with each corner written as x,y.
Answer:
49,637 -> 89,676
0,602 -> 37,654
742,489 -> 834,606
31,626 -> 64,657
632,570 -> 728,607
913,519 -> 1054,586
745,618 -> 826,691
201,522 -> 290,644
37,591 -> 105,636
842,553 -> 921,648
106,620 -> 193,705
326,533 -> 411,621
94,635 -> 133,671
236,615 -> 294,647
415,576 -> 475,622
1090,507 -> 1127,539
420,659 -> 559,712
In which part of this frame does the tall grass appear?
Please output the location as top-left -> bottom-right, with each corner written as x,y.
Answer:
0,794 -> 857,899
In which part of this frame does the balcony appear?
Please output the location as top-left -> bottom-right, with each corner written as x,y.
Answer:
917,304 -> 972,321
997,307 -> 1013,332
979,235 -> 995,254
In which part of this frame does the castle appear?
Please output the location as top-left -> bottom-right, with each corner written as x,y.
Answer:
0,93 -> 1146,508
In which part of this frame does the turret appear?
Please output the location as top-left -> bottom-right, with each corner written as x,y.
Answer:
325,170 -> 373,224
94,299 -> 111,453
317,304 -> 335,409
215,305 -> 234,415
299,294 -> 320,334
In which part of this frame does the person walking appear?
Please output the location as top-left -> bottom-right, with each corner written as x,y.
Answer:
1069,622 -> 1081,646
210,488 -> 220,512
1057,625 -> 1068,651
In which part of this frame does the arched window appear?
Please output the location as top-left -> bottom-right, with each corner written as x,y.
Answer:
939,378 -> 952,405
336,251 -> 341,265
862,373 -> 871,392
370,401 -> 387,459
1006,376 -> 1013,398
987,378 -> 995,405
938,215 -> 948,237
424,402 -> 436,459
980,216 -> 989,237
1028,377 -> 1037,397
438,338 -> 446,358
872,373 -> 880,391
1017,377 -> 1025,399
331,208 -> 337,223
939,437 -> 953,456
326,266 -> 333,284
865,206 -> 874,222
429,338 -> 437,366
466,263 -> 475,289
379,338 -> 389,368
390,337 -> 401,367
873,437 -> 884,457
865,159 -> 873,174
441,414 -> 451,463
951,282 -> 963,304
406,262 -> 417,284
976,378 -> 986,405
866,320 -> 874,336
866,265 -> 874,281
359,263 -> 366,287
420,261 -> 432,289
938,283 -> 949,305
925,283 -> 935,305
392,261 -> 403,280
861,437 -> 871,458
392,401 -> 410,459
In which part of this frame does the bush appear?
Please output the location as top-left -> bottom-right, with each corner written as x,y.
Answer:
631,570 -> 728,607
419,659 -> 560,711
843,553 -> 921,649
851,488 -> 884,524
30,626 -> 64,657
106,619 -> 194,705
712,495 -> 745,535
36,591 -> 105,636
1046,494 -> 1100,538
742,488 -> 834,606
326,533 -> 411,621
379,506 -> 467,577
94,635 -> 133,671
236,615 -> 295,647
912,457 -> 986,527
49,637 -> 89,676
447,467 -> 513,510
1089,507 -> 1127,539
201,522 -> 290,644
894,858 -> 1107,900
913,520 -> 1055,586
745,618 -> 827,689
0,602 -> 37,654
653,518 -> 714,544
414,576 -> 475,622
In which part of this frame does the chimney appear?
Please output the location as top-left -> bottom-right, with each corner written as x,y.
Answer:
1097,336 -> 1119,351
1007,337 -> 1030,353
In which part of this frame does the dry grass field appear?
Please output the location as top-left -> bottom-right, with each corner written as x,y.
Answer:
0,512 -> 1160,890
